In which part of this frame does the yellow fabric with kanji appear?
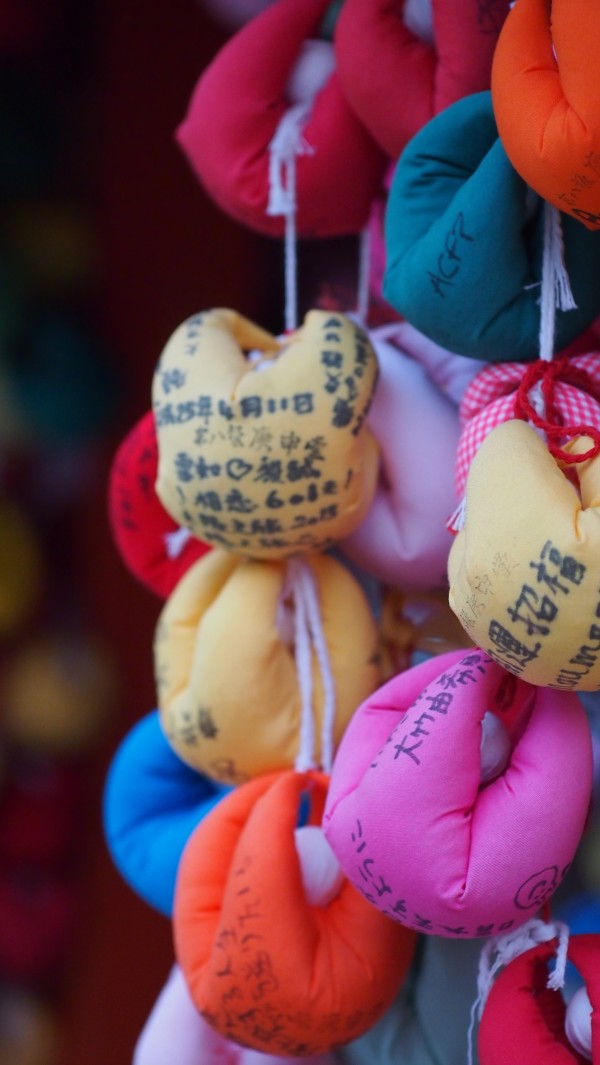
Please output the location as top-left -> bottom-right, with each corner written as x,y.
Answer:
154,548 -> 381,784
448,419 -> 600,690
152,307 -> 379,559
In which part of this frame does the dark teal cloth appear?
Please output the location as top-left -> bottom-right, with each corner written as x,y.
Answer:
384,92 -> 600,362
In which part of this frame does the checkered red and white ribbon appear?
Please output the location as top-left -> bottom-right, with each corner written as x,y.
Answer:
455,352 -> 600,497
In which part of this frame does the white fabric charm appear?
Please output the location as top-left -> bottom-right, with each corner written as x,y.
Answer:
565,986 -> 593,1061
294,825 -> 346,907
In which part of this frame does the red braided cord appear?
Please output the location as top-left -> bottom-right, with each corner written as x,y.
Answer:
513,357 -> 600,464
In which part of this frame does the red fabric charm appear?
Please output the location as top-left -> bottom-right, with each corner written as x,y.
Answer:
108,411 -> 210,599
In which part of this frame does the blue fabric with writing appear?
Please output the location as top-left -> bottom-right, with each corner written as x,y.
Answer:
103,711 -> 231,916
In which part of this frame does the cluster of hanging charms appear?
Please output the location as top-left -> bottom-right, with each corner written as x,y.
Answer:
103,0 -> 600,1062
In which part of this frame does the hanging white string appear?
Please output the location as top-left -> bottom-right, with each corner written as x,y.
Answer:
300,561 -> 336,773
354,224 -> 372,327
267,102 -> 313,333
450,202 -> 577,532
465,917 -> 570,1065
287,558 -> 316,772
287,556 -> 337,774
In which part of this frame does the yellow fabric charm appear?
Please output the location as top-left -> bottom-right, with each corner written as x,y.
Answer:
378,587 -> 473,681
154,548 -> 381,783
152,307 -> 379,558
448,419 -> 600,690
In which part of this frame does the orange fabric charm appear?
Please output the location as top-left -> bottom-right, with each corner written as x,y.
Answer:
174,770 -> 415,1056
492,0 -> 600,229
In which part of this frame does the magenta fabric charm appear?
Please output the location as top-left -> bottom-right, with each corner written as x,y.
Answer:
323,649 -> 592,939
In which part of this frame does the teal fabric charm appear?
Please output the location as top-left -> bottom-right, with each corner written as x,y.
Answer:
384,92 -> 600,362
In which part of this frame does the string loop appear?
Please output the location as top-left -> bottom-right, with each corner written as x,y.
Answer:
514,356 -> 600,463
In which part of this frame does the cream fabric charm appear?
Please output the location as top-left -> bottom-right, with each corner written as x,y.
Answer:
152,308 -> 379,559
449,419 -> 600,690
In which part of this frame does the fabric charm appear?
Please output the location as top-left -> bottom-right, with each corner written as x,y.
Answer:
478,934 -> 600,1064
153,308 -> 379,559
491,0 -> 600,231
383,92 -> 600,363
334,0 -> 508,159
108,409 -> 211,598
103,711 -> 230,917
133,964 -> 338,1065
176,0 -> 386,238
337,325 -> 458,591
323,648 -> 592,935
449,419 -> 600,690
174,770 -> 416,1056
154,549 -> 381,783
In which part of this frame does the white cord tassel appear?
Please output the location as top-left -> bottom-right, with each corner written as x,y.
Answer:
355,224 -> 371,327
537,200 -> 577,364
527,201 -> 577,429
466,918 -> 570,1065
447,494 -> 467,534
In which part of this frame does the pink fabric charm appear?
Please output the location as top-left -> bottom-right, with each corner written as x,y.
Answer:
455,353 -> 600,497
338,328 -> 458,591
323,649 -> 592,938
377,321 -> 486,405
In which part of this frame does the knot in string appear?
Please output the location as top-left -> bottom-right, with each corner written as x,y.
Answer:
513,356 -> 600,464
